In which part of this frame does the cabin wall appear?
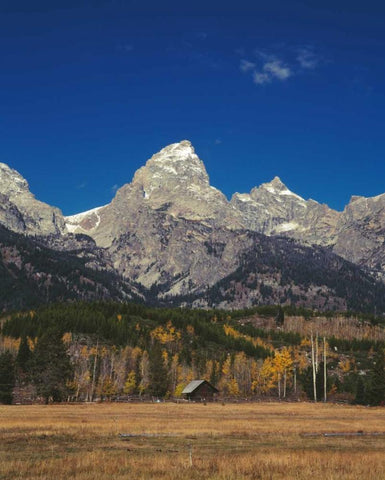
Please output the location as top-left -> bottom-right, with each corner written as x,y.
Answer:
189,384 -> 217,401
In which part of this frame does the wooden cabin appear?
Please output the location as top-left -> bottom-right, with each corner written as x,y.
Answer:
182,380 -> 219,402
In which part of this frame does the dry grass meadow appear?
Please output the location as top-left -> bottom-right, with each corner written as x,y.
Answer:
1,402 -> 385,479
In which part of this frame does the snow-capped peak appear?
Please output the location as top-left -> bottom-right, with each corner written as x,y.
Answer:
261,176 -> 306,203
132,140 -> 210,196
150,140 -> 199,166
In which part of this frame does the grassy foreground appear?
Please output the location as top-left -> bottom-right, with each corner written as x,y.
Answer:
1,402 -> 385,479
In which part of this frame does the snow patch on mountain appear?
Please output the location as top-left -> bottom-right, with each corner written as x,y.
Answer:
65,205 -> 106,233
66,205 -> 106,222
275,221 -> 300,233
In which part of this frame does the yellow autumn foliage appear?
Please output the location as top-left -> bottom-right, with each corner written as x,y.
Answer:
62,332 -> 72,344
123,371 -> 136,394
174,382 -> 186,398
150,321 -> 181,345
223,324 -> 273,352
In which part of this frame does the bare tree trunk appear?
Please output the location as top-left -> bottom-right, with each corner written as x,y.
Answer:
311,333 -> 317,402
278,373 -> 281,399
91,341 -> 99,402
315,333 -> 319,373
293,366 -> 297,394
323,337 -> 327,403
110,354 -> 114,379
283,369 -> 287,398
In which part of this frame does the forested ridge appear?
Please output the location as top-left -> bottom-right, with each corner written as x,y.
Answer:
0,301 -> 384,405
0,225 -> 140,310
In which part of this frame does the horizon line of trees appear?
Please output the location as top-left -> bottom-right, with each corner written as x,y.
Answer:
1,328 -> 384,406
0,301 -> 384,406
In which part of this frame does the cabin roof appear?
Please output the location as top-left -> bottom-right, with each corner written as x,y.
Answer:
182,380 -> 218,394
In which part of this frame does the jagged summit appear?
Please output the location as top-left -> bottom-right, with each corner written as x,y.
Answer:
65,140 -> 242,245
230,174 -> 342,246
257,176 -> 306,203
269,175 -> 286,187
0,162 -> 30,196
132,140 -> 209,195
0,161 -> 66,236
349,192 -> 385,204
151,140 -> 195,162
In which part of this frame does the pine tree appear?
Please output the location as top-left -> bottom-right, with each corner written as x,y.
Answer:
354,376 -> 366,405
16,336 -> 31,373
210,361 -> 219,387
30,329 -> 73,404
148,341 -> 169,398
0,352 -> 15,404
366,350 -> 385,406
275,306 -> 285,327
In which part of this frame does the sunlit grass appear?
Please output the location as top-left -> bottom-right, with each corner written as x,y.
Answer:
1,402 -> 384,479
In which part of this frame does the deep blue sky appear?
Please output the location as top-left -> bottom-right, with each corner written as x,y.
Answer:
1,0 -> 385,215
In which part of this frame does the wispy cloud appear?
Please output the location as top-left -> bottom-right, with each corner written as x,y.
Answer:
111,184 -> 119,194
242,57 -> 292,85
253,71 -> 271,85
264,60 -> 291,80
240,46 -> 321,86
297,47 -> 319,69
240,59 -> 256,72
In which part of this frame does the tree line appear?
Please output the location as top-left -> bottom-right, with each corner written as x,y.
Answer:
0,301 -> 384,405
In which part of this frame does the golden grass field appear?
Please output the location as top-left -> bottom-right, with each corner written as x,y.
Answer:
1,402 -> 385,479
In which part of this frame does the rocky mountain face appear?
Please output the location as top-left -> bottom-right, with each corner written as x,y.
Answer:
66,141 -> 241,243
231,176 -> 340,246
333,194 -> 385,277
65,141 -> 246,296
231,177 -> 385,278
0,163 -> 66,237
0,141 -> 384,312
195,234 -> 385,313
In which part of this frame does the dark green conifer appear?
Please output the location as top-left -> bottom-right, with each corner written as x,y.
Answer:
0,352 -> 15,404
30,329 -> 73,404
275,306 -> 285,326
148,341 -> 169,398
366,350 -> 385,406
354,376 -> 366,405
16,336 -> 31,373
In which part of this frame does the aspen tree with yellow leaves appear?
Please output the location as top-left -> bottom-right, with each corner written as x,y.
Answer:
123,371 -> 136,395
233,352 -> 252,396
218,355 -> 232,395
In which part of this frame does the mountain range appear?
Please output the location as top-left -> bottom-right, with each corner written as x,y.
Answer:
1,141 -> 384,313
